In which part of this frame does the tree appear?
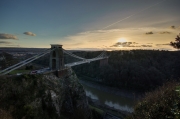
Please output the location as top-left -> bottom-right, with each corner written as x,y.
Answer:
170,34 -> 180,49
126,82 -> 180,119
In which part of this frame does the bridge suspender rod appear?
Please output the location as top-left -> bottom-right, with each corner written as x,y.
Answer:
0,49 -> 51,74
63,49 -> 106,60
63,50 -> 84,60
65,54 -> 108,67
89,51 -> 105,60
95,51 -> 105,58
63,49 -> 86,60
1,48 -> 55,75
63,49 -> 85,60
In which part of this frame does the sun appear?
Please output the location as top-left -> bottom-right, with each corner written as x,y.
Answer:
118,38 -> 127,42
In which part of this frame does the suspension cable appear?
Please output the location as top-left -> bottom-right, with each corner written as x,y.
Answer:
63,49 -> 86,60
1,48 -> 55,75
0,49 -> 51,74
63,49 -> 106,60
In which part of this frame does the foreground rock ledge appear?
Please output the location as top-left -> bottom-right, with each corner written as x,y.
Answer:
0,68 -> 92,119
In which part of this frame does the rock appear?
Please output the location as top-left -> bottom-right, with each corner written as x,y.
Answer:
0,68 -> 92,119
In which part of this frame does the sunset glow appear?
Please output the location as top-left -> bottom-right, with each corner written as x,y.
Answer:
118,38 -> 127,43
0,0 -> 179,50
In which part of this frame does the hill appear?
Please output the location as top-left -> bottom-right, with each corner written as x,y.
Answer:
0,68 -> 92,119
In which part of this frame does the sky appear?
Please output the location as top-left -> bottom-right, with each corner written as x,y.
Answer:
0,0 -> 180,50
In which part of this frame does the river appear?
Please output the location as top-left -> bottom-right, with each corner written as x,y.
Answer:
81,81 -> 136,113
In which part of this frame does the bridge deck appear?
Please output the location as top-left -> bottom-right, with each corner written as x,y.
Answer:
0,47 -> 108,75
65,57 -> 108,67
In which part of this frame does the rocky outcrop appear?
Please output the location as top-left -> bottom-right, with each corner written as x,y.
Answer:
0,68 -> 91,119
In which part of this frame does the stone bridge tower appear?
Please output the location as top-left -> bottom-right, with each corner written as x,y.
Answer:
49,44 -> 64,70
100,58 -> 108,66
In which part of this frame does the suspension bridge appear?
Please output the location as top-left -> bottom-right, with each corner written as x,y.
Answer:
0,44 -> 108,76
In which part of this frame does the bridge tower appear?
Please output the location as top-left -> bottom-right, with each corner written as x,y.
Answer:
100,58 -> 108,66
49,44 -> 64,70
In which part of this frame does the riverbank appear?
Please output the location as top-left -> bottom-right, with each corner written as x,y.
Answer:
79,79 -> 143,100
88,97 -> 128,119
78,76 -> 145,117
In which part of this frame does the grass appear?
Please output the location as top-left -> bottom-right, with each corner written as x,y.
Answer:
9,69 -> 31,75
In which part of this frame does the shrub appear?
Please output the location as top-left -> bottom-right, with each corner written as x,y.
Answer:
126,82 -> 180,119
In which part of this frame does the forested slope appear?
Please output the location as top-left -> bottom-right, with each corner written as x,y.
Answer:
34,50 -> 180,92
72,50 -> 180,92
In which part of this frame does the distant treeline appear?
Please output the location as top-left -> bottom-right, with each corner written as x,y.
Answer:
72,50 -> 180,92
33,50 -> 180,92
0,52 -> 18,69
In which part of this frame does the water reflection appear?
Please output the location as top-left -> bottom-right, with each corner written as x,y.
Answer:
82,83 -> 135,112
105,101 -> 134,112
85,90 -> 98,100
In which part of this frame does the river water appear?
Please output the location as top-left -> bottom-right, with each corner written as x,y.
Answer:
81,82 -> 135,113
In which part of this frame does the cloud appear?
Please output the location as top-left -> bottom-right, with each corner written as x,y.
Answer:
145,31 -> 153,35
110,42 -> 146,47
23,32 -> 36,36
0,33 -> 18,40
111,42 -> 137,47
159,31 -> 171,34
111,42 -> 153,48
141,45 -> 152,47
59,27 -> 176,50
156,43 -> 170,46
66,42 -> 83,46
6,44 -> 19,47
0,41 -> 11,44
170,26 -> 176,29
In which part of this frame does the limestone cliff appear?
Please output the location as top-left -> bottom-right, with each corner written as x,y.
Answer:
0,68 -> 91,119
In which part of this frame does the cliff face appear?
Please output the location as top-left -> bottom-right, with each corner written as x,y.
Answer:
0,68 -> 91,119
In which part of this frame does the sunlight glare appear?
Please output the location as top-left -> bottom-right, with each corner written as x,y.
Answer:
118,38 -> 127,43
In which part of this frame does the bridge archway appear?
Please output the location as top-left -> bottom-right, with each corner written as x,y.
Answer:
52,59 -> 56,69
52,51 -> 56,57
